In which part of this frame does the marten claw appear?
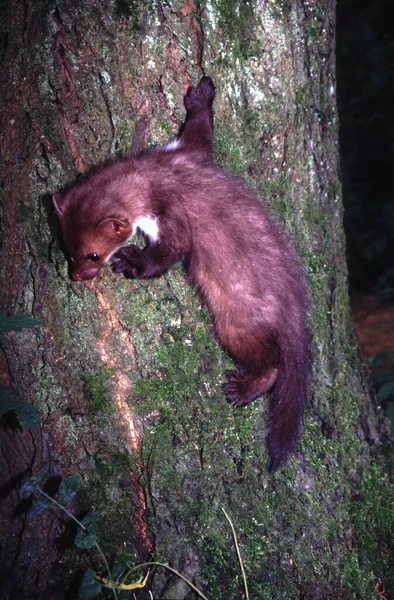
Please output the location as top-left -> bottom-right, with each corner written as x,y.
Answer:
110,246 -> 143,277
222,371 -> 252,408
223,370 -> 250,407
111,262 -> 139,279
111,260 -> 127,274
111,246 -> 142,261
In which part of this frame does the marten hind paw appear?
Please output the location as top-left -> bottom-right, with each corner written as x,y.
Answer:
222,370 -> 254,407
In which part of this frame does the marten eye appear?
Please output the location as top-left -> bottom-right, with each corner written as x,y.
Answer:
86,253 -> 101,262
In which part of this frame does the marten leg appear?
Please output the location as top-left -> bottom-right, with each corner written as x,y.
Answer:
177,77 -> 215,158
111,242 -> 185,279
219,323 -> 280,406
223,368 -> 278,407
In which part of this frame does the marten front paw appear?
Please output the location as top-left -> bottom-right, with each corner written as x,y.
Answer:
110,246 -> 143,278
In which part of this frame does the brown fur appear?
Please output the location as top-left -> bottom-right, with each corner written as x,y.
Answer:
53,77 -> 310,470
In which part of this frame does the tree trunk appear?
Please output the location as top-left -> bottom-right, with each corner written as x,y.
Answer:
0,1 -> 393,599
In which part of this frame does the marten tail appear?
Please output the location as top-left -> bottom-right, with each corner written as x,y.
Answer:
267,329 -> 309,471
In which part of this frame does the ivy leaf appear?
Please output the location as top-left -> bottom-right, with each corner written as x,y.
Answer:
0,386 -> 40,430
370,369 -> 394,386
111,563 -> 126,580
74,512 -> 100,549
59,476 -> 81,505
75,529 -> 97,549
0,311 -> 40,331
378,382 -> 394,401
387,402 -> 394,441
78,569 -> 102,599
15,403 -> 40,430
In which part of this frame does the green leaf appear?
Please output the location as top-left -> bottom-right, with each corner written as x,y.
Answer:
78,569 -> 102,599
378,382 -> 394,401
0,385 -> 20,411
0,311 -> 40,331
15,403 -> 40,430
74,512 -> 100,549
0,386 -> 40,429
80,512 -> 100,531
75,529 -> 98,549
386,402 -> 394,441
59,476 -> 81,505
111,563 -> 126,580
370,369 -> 394,386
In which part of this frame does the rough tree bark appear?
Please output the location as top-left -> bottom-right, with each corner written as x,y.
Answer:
0,1 -> 393,599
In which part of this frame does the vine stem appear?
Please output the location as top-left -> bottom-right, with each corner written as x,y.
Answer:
133,562 -> 211,600
222,508 -> 250,600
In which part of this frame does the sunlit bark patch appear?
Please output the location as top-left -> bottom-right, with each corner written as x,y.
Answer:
93,286 -> 140,451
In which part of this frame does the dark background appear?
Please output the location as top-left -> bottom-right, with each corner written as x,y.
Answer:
337,0 -> 394,296
337,0 -> 394,433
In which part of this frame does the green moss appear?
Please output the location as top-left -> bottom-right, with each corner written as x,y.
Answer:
304,202 -> 329,229
270,0 -> 292,21
110,449 -> 139,474
134,321 -> 225,422
150,113 -> 177,146
304,2 -> 327,57
16,198 -> 31,224
295,84 -> 308,107
264,174 -> 292,219
84,367 -> 117,414
301,247 -> 334,302
214,124 -> 249,177
198,463 -> 382,600
202,531 -> 244,598
142,423 -> 183,493
76,451 -> 140,557
349,464 -> 394,596
212,0 -> 260,61
114,0 -> 140,28
340,555 -> 377,600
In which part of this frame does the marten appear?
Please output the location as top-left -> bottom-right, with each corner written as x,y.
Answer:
53,76 -> 310,471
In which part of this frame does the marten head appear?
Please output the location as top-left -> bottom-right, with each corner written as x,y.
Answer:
53,186 -> 133,281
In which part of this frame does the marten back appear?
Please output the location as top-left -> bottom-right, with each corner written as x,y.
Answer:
53,77 -> 310,470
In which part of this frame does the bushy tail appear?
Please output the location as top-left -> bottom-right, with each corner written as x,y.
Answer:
268,330 -> 310,471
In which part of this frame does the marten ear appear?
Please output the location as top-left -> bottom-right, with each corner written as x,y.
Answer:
97,217 -> 132,241
53,193 -> 65,217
